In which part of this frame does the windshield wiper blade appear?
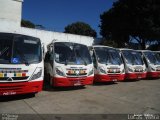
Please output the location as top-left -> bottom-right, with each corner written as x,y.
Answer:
0,47 -> 9,57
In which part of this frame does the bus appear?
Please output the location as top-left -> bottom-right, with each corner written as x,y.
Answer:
120,49 -> 147,80
140,50 -> 160,78
91,46 -> 125,82
0,33 -> 44,96
155,51 -> 160,56
44,41 -> 94,87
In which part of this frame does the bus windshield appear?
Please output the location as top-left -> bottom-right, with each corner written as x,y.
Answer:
94,47 -> 122,65
54,42 -> 92,65
0,33 -> 42,64
122,50 -> 143,65
144,52 -> 160,65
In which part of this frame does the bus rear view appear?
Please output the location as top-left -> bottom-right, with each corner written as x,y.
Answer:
141,50 -> 160,78
92,46 -> 125,82
120,49 -> 146,80
0,33 -> 43,96
45,41 -> 94,87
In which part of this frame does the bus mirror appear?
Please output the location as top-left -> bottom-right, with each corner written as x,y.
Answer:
42,43 -> 45,58
90,51 -> 93,56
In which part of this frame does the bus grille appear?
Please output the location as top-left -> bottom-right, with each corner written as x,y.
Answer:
68,77 -> 85,84
0,77 -> 29,81
108,74 -> 121,79
66,73 -> 87,76
0,77 -> 9,81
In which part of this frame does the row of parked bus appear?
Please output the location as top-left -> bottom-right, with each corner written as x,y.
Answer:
0,33 -> 160,96
91,46 -> 160,82
44,44 -> 160,88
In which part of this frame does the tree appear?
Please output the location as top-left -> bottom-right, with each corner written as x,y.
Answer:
64,22 -> 97,37
21,19 -> 35,28
101,39 -> 118,48
35,25 -> 45,30
100,0 -> 160,49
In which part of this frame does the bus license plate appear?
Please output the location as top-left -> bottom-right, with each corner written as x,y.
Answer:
112,79 -> 117,82
3,92 -> 16,96
74,80 -> 81,86
138,75 -> 141,78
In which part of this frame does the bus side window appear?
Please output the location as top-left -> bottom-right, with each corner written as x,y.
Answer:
143,57 -> 148,68
120,54 -> 127,69
50,53 -> 54,61
44,51 -> 50,62
50,46 -> 54,61
92,52 -> 97,69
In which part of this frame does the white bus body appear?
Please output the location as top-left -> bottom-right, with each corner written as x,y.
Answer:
91,46 -> 125,82
120,49 -> 147,80
0,33 -> 44,96
44,41 -> 94,87
140,50 -> 160,78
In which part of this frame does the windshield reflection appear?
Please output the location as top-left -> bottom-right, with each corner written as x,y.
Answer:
144,52 -> 160,65
94,47 -> 122,65
122,50 -> 144,65
0,33 -> 42,64
54,42 -> 92,65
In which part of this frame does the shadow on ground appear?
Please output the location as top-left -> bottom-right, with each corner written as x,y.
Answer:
93,81 -> 117,86
121,79 -> 140,82
142,78 -> 160,81
43,81 -> 86,92
0,93 -> 35,102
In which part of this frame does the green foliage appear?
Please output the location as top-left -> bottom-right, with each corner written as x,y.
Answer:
101,39 -> 118,48
64,22 -> 97,37
147,43 -> 160,51
100,0 -> 160,49
21,19 -> 35,28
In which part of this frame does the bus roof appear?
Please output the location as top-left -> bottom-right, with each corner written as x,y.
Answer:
140,50 -> 152,53
92,45 -> 118,50
119,48 -> 133,51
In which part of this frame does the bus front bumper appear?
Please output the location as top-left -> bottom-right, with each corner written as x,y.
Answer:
51,76 -> 93,87
125,72 -> 147,80
147,72 -> 160,78
0,81 -> 43,96
94,74 -> 125,82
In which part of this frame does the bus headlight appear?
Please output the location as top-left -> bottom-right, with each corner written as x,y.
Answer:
122,69 -> 125,73
30,67 -> 42,80
99,67 -> 106,74
56,67 -> 65,76
88,68 -> 94,76
151,67 -> 156,71
128,67 -> 134,72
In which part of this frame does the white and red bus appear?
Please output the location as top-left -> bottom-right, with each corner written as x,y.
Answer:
120,49 -> 147,80
0,33 -> 44,96
91,46 -> 125,82
141,50 -> 160,78
44,41 -> 94,87
155,51 -> 160,56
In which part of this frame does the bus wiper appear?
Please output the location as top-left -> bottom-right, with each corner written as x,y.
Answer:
0,47 -> 9,57
16,48 -> 29,66
28,60 -> 39,64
